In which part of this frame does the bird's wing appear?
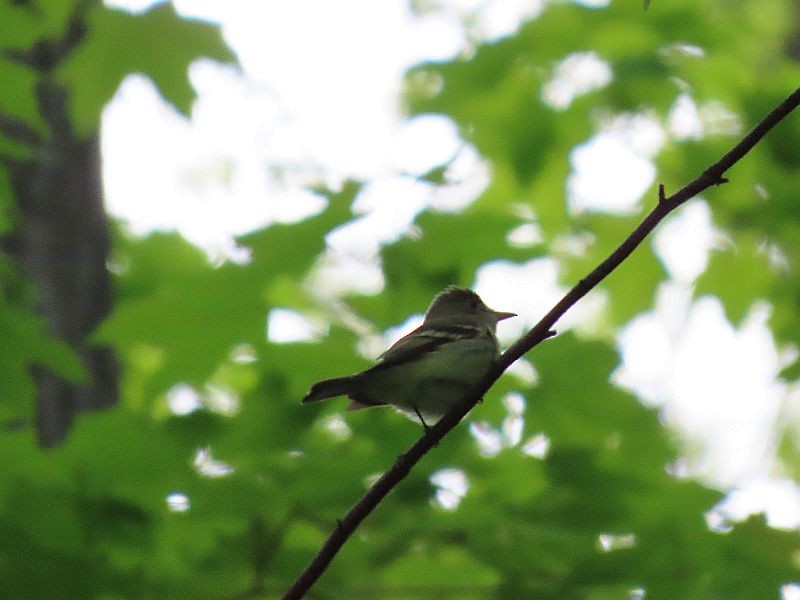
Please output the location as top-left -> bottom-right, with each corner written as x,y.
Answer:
368,324 -> 480,371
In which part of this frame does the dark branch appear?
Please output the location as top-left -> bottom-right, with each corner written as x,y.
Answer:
0,0 -> 95,71
282,86 -> 800,600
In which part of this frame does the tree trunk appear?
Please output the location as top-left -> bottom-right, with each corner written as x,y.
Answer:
0,1 -> 118,446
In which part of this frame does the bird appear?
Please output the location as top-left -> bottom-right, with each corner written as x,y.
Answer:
302,286 -> 516,426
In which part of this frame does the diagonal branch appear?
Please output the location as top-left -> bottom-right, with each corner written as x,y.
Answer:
283,86 -> 800,600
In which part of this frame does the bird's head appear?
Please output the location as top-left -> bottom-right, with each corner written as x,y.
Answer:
424,286 -> 516,331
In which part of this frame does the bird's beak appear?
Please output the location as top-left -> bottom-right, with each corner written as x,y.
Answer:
493,310 -> 517,322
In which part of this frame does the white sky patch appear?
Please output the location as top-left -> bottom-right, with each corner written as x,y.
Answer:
670,300 -> 784,486
505,357 -> 538,386
698,99 -> 742,136
704,508 -> 734,532
193,447 -> 234,478
661,43 -> 706,59
668,94 -> 742,140
616,305 -> 676,405
668,94 -> 703,140
552,230 -> 596,257
617,289 -> 787,490
502,413 -> 524,446
542,51 -> 613,110
307,248 -> 386,297
475,259 -> 562,338
173,0 -> 466,177
469,421 -> 504,457
418,0 -> 544,43
503,391 -> 526,415
215,3 -> 404,178
405,10 -> 468,60
597,532 -> 636,552
469,393 -> 528,455
654,200 -> 716,282
566,112 -> 664,214
166,492 -> 191,512
620,112 -> 668,156
784,584 -> 800,600
430,467 -> 469,510
428,144 -> 492,212
267,308 -> 323,344
470,0 -> 545,41
521,433 -> 550,458
715,477 -> 800,528
329,177 -> 430,256
321,414 -> 352,442
392,114 -> 461,175
313,177 -> 431,295
102,0 -> 471,259
475,258 -> 605,338
507,222 -> 543,248
568,133 -> 652,213
571,0 -> 611,7
502,394 -> 525,445
105,0 -> 158,11
167,383 -> 202,415
166,382 -> 240,416
230,343 -> 257,364
439,0 -> 484,11
203,383 -> 240,416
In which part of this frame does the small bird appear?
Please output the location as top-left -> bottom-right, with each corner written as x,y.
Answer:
302,286 -> 516,426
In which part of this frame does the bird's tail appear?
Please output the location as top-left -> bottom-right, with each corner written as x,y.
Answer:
302,375 -> 359,404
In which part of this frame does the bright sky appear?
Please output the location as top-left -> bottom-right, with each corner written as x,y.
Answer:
102,0 -> 800,528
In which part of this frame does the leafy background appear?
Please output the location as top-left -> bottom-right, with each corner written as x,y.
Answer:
1,0 -> 800,598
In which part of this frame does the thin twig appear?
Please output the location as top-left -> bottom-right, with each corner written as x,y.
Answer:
283,86 -> 800,600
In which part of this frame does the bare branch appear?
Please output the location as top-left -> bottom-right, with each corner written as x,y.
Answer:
283,86 -> 800,600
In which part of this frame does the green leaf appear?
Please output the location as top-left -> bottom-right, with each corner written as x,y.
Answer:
0,291 -> 86,423
696,235 -> 775,326
97,188 -> 354,396
561,212 -> 667,325
0,58 -> 42,131
57,2 -> 236,134
0,0 -> 75,50
529,334 -> 675,473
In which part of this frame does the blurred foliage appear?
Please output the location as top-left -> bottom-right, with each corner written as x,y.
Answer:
58,1 -> 235,134
0,0 -> 799,598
